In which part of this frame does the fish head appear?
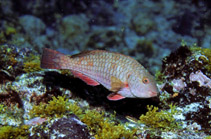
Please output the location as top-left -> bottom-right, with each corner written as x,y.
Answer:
128,70 -> 159,98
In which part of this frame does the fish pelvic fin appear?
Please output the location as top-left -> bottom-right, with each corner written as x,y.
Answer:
107,93 -> 125,101
41,48 -> 71,69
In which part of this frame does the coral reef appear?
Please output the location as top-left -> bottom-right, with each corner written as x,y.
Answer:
28,96 -> 137,138
0,0 -> 211,138
157,45 -> 211,135
0,44 -> 39,77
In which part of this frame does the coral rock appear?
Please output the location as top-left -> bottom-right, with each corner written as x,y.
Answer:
49,115 -> 93,139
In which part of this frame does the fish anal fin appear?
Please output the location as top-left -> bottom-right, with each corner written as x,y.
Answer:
71,71 -> 100,86
110,76 -> 127,92
107,93 -> 125,101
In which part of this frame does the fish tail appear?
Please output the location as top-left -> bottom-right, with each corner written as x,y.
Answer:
41,48 -> 71,69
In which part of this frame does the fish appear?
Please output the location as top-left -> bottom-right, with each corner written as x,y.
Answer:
25,117 -> 47,125
41,48 -> 159,101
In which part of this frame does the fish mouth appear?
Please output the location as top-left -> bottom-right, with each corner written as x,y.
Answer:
149,91 -> 158,97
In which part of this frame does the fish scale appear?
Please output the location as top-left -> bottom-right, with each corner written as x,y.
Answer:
71,52 -> 132,87
41,48 -> 158,100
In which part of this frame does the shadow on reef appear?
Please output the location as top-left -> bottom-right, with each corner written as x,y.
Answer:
42,71 -> 159,118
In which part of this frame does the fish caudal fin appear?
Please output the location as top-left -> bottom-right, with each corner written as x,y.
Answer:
41,48 -> 70,69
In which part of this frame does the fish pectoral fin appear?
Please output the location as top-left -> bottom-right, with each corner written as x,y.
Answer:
107,93 -> 125,101
110,76 -> 127,92
71,71 -> 100,86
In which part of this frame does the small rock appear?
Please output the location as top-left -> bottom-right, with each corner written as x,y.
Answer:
49,115 -> 93,139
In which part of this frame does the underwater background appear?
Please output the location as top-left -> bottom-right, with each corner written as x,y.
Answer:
0,0 -> 211,138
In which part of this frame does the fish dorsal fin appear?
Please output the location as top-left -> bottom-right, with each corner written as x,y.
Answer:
71,71 -> 100,86
107,93 -> 125,101
70,50 -> 106,58
70,51 -> 93,58
110,76 -> 125,92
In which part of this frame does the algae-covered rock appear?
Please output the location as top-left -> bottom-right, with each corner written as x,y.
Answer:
86,26 -> 123,50
157,46 -> 211,135
58,14 -> 90,50
19,15 -> 46,37
0,44 -> 38,77
49,115 -> 93,139
29,115 -> 93,139
131,13 -> 155,35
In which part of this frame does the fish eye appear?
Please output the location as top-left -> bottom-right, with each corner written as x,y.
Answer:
142,77 -> 150,84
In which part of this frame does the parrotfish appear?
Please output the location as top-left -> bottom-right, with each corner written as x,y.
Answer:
41,48 -> 158,101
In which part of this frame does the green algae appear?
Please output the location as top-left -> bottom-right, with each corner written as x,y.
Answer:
0,125 -> 29,139
181,40 -> 211,74
0,103 -> 24,126
5,26 -> 16,36
0,45 -> 18,68
79,110 -> 136,139
190,47 -> 211,74
29,96 -> 68,118
23,54 -> 42,73
138,104 -> 180,131
29,95 -> 137,138
155,70 -> 165,84
67,102 -> 83,116
0,26 -> 16,44
0,104 -> 6,114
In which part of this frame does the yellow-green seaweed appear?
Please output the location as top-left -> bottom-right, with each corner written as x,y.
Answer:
5,26 -> 16,36
155,71 -> 165,84
0,125 -> 29,139
23,54 -> 42,73
0,104 -> 6,114
29,96 -> 68,118
29,96 -> 137,138
0,45 -> 18,67
138,104 -> 180,131
190,47 -> 211,73
79,110 -> 136,139
0,26 -> 16,44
